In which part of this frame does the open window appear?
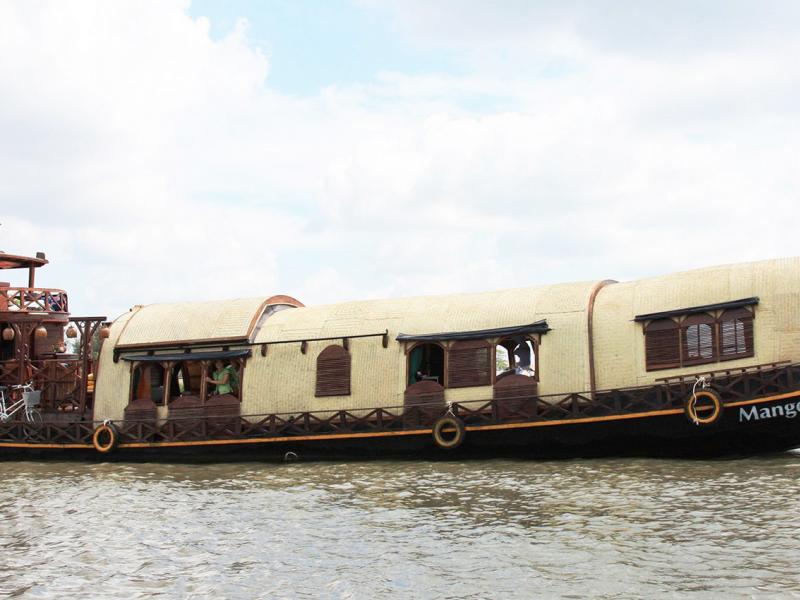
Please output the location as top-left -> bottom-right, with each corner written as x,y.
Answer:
407,343 -> 445,386
130,362 -> 167,405
495,336 -> 536,381
204,358 -> 244,401
167,361 -> 204,403
124,350 -> 249,408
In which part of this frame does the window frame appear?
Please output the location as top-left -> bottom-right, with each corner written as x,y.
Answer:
406,341 -> 447,387
130,356 -> 247,406
447,339 -> 493,388
129,362 -> 168,406
494,335 -> 539,383
643,306 -> 755,371
680,313 -> 718,367
718,307 -> 755,361
644,318 -> 681,371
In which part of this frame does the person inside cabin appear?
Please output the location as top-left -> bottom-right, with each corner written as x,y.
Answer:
514,338 -> 535,377
206,360 -> 238,396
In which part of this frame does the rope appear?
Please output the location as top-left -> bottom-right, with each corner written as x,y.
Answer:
688,376 -> 709,425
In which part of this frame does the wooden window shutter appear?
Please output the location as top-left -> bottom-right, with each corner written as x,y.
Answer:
644,319 -> 680,371
719,308 -> 754,360
315,345 -> 351,397
447,340 -> 491,388
681,313 -> 717,366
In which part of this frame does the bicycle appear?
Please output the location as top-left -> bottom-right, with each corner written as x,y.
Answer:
0,382 -> 43,424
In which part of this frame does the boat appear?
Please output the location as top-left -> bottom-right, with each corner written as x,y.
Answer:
1,249 -> 800,460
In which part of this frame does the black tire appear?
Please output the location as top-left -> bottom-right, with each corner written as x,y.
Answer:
685,389 -> 723,425
432,416 -> 466,450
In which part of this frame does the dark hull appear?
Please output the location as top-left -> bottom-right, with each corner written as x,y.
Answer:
3,395 -> 799,462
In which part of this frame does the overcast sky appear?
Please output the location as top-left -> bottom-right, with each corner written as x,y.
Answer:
1,0 -> 799,320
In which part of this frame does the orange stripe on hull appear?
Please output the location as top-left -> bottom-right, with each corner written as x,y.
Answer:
1,390 -> 799,451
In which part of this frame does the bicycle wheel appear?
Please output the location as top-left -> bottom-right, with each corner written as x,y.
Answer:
27,409 -> 42,425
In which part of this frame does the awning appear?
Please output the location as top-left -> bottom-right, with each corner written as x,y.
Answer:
121,349 -> 252,362
634,297 -> 759,322
396,320 -> 550,343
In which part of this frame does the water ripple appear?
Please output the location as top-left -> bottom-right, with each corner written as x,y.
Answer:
1,453 -> 799,598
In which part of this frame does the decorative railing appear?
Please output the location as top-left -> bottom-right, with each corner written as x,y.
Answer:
0,287 -> 68,313
0,358 -> 83,410
2,361 -> 800,446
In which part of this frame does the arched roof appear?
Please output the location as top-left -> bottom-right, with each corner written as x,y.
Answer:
253,281 -> 600,343
597,257 -> 800,318
114,294 -> 303,349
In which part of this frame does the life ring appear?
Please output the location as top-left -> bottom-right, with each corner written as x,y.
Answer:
432,416 -> 466,450
685,389 -> 723,425
92,422 -> 120,453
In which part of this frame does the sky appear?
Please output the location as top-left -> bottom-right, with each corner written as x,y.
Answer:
1,0 -> 799,320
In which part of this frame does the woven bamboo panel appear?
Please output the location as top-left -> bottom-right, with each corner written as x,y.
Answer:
93,309 -> 138,421
117,297 -> 273,346
594,257 -> 800,389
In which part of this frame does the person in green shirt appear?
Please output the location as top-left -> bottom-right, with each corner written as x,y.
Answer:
206,360 -> 237,396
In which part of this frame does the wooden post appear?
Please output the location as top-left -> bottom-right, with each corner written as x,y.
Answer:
200,361 -> 209,404
74,317 -> 104,414
28,267 -> 35,289
163,361 -> 173,406
13,322 -> 34,387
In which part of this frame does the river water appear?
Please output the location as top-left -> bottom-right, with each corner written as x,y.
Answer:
1,453 -> 799,599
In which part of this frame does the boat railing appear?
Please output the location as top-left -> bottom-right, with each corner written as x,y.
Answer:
2,361 -> 800,447
0,286 -> 69,314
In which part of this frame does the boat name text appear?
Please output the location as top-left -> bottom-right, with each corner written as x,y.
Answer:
739,401 -> 800,423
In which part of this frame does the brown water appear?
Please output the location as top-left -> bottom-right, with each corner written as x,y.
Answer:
1,454 -> 799,599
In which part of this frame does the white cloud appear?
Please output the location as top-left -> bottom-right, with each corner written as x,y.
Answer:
1,0 -> 799,322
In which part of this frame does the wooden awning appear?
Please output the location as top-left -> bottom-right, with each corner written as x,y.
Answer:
396,320 -> 550,343
121,349 -> 252,362
634,297 -> 759,322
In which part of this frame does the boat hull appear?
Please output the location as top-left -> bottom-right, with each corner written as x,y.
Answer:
2,393 -> 798,461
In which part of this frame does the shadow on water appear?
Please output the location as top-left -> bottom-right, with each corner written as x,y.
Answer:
0,451 -> 799,598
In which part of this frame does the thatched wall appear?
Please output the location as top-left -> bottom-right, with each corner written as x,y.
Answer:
93,258 -> 800,422
593,257 -> 800,389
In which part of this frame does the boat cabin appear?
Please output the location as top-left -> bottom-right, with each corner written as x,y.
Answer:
0,251 -> 106,418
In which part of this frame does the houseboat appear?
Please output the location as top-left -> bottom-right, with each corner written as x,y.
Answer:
2,249 -> 800,459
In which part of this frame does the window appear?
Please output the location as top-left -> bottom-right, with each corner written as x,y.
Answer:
167,361 -> 203,403
495,336 -> 537,380
681,314 -> 716,366
129,354 -> 248,406
316,345 -> 351,397
131,363 -> 167,405
205,359 -> 244,401
407,343 -> 445,386
448,340 -> 492,388
719,308 -> 754,359
644,319 -> 681,371
644,307 -> 755,371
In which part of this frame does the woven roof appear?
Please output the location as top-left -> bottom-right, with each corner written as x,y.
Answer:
254,281 -> 599,343
116,296 -> 287,347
